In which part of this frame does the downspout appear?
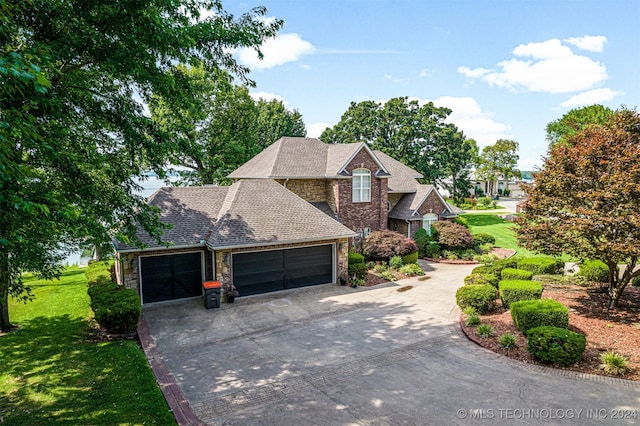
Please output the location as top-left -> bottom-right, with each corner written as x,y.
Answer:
283,178 -> 289,188
405,220 -> 411,238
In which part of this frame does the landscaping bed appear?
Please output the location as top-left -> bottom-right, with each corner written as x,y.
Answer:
461,283 -> 640,381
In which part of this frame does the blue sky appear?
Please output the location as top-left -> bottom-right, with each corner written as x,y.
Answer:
227,0 -> 639,170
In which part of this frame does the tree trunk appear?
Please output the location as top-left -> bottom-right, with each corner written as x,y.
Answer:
608,283 -> 624,309
0,287 -> 14,332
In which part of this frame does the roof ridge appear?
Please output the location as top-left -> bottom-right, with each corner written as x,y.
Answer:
217,180 -> 241,219
269,138 -> 285,176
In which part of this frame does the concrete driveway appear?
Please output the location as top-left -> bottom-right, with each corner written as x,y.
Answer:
142,261 -> 640,425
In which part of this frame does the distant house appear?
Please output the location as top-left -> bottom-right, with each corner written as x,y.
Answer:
115,137 -> 455,304
471,171 -> 533,198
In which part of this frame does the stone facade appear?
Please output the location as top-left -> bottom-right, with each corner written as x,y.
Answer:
277,179 -> 329,203
387,193 -> 404,211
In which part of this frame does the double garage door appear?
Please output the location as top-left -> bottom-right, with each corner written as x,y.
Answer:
233,245 -> 334,297
139,245 -> 334,303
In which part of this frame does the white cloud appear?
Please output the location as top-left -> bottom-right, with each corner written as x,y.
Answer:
560,88 -> 622,108
237,33 -> 315,69
432,96 -> 511,148
459,38 -> 608,94
308,122 -> 331,138
249,91 -> 286,104
419,68 -> 434,78
564,35 -> 607,52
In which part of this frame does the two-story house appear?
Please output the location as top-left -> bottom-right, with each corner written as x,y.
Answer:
115,137 -> 455,304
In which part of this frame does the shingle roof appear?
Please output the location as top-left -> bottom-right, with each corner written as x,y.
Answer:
115,180 -> 355,252
372,150 -> 423,193
227,137 -> 389,179
388,184 -> 456,220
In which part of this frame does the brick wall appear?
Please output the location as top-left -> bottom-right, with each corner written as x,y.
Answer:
335,148 -> 389,232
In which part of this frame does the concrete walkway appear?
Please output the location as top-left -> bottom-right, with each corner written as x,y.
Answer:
141,261 -> 640,425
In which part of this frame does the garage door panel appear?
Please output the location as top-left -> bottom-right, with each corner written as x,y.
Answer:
140,252 -> 203,303
232,245 -> 333,295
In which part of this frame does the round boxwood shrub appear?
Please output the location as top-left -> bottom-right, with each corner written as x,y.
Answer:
464,273 -> 500,288
455,284 -> 497,314
510,299 -> 569,332
472,232 -> 496,247
88,283 -> 141,334
401,251 -> 419,265
363,230 -> 418,261
578,259 -> 609,283
486,257 -> 520,276
500,268 -> 533,281
348,262 -> 367,280
471,265 -> 491,274
526,326 -> 586,365
517,257 -> 564,275
499,280 -> 543,308
432,221 -> 474,250
348,252 -> 364,265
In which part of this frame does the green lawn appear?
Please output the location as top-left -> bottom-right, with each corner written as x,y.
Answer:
0,267 -> 176,425
461,213 -> 538,257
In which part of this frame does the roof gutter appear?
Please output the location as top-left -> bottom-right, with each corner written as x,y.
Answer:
115,242 -> 207,254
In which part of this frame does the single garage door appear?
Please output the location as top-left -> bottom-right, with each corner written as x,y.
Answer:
140,252 -> 203,303
232,245 -> 333,296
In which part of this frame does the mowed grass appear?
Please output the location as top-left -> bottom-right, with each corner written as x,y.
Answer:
461,213 -> 538,257
0,267 -> 176,425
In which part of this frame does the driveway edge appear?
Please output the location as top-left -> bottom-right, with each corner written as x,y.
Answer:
138,316 -> 206,426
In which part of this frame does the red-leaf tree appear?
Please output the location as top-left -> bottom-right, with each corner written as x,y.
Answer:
517,108 -> 640,308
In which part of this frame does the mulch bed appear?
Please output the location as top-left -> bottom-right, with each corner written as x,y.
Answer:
461,283 -> 640,381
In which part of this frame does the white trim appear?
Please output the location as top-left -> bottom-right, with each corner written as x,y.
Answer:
116,243 -> 205,254
337,143 -> 390,175
208,234 -> 355,251
138,250 -> 205,305
352,168 -> 371,202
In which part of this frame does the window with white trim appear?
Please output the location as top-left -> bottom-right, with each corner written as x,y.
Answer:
352,168 -> 371,202
422,213 -> 438,236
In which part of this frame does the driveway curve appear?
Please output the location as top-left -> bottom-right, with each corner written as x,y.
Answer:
141,261 -> 640,425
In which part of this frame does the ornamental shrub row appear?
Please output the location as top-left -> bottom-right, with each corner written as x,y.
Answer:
464,273 -> 499,288
501,268 -> 533,281
86,262 -> 141,334
517,257 -> 564,275
455,284 -> 497,314
499,280 -> 543,308
510,299 -> 569,332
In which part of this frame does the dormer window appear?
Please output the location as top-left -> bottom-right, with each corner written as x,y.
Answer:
352,168 -> 371,202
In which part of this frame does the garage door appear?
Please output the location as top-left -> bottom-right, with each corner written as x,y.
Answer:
232,245 -> 333,296
140,252 -> 203,303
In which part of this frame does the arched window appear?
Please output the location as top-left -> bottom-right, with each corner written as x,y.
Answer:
352,168 -> 371,202
422,213 -> 438,235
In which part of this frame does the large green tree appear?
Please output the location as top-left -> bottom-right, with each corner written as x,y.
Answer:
320,97 -> 472,185
546,104 -> 614,148
517,108 -> 640,308
0,0 -> 281,331
150,65 -> 259,185
255,98 -> 306,150
475,139 -> 520,196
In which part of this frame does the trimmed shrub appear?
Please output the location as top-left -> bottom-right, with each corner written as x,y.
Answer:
432,221 -> 474,250
348,262 -> 367,280
471,265 -> 491,274
88,283 -> 141,334
526,326 -> 586,365
499,280 -> 543,308
399,263 -> 424,276
510,299 -> 569,332
487,257 -> 520,276
517,257 -> 564,275
401,251 -> 419,265
464,273 -> 499,288
85,262 -> 112,287
472,232 -> 496,247
412,228 -> 430,257
579,260 -> 609,283
389,255 -> 404,270
501,268 -> 533,281
348,252 -> 364,265
363,230 -> 418,261
424,241 -> 441,258
455,284 -> 497,314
